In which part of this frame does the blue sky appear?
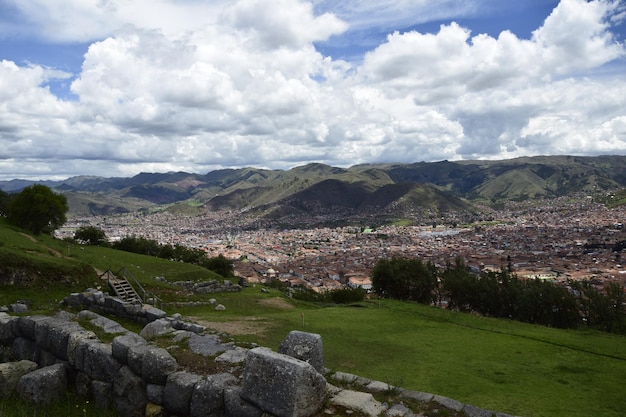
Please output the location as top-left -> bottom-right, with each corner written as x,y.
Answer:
0,0 -> 625,180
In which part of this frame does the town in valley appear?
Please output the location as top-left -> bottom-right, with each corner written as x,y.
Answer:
57,194 -> 626,296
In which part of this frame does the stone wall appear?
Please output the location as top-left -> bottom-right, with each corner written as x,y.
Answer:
0,306 -> 519,417
0,310 -> 328,417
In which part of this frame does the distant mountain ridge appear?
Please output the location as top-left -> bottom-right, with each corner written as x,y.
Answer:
1,155 -> 625,222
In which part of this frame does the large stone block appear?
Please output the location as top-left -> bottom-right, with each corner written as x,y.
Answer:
37,318 -> 86,361
0,360 -> 38,397
111,332 -> 147,363
66,329 -> 98,367
17,363 -> 67,405
330,390 -> 386,417
78,310 -> 127,334
75,339 -> 122,381
127,343 -> 150,376
114,366 -> 147,417
190,372 -> 238,417
140,318 -> 173,340
142,346 -> 178,385
241,347 -> 326,417
15,316 -> 50,341
278,331 -> 324,373
144,306 -> 167,322
163,371 -> 202,416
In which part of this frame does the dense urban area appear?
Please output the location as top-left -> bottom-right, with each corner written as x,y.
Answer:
57,194 -> 626,295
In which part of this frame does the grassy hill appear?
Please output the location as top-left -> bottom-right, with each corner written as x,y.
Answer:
0,218 -> 224,310
1,220 -> 626,416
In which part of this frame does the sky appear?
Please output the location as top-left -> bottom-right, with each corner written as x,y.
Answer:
1,0 -> 626,181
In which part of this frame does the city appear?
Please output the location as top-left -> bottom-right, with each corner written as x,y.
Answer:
57,194 -> 626,296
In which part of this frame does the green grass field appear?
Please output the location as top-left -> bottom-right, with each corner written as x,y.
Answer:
174,288 -> 626,417
1,220 -> 625,417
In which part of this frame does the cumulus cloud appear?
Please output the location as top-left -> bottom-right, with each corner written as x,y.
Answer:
0,0 -> 625,180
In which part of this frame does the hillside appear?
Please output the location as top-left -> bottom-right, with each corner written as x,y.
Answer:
1,219 -> 626,417
1,155 -> 625,222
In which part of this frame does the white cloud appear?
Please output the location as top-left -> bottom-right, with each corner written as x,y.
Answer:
0,0 -> 626,181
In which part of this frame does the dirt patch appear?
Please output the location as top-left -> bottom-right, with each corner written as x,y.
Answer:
194,317 -> 275,337
257,297 -> 295,310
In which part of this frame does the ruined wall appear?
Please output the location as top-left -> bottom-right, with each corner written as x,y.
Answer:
0,310 -> 327,417
0,291 -> 519,417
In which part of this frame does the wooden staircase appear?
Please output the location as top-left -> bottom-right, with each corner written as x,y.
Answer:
100,269 -> 142,303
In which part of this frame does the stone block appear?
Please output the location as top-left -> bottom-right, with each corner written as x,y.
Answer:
140,318 -> 173,340
17,363 -> 67,405
142,346 -> 178,385
0,360 -> 38,397
15,315 -> 50,341
163,371 -> 202,416
10,303 -> 28,314
74,372 -> 91,398
432,394 -> 465,412
147,383 -> 164,405
39,318 -> 86,361
241,347 -> 326,417
77,339 -> 122,382
278,330 -> 324,373
215,346 -> 249,364
79,310 -> 127,334
127,343 -> 150,376
144,307 -> 167,322
190,372 -> 238,417
114,366 -> 147,417
0,313 -> 16,345
66,329 -> 98,367
330,390 -> 386,417
91,380 -> 113,410
111,332 -> 147,363
12,337 -> 40,363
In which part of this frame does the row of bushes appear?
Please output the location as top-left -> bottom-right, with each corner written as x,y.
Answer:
73,226 -> 234,278
372,257 -> 626,334
111,236 -> 234,278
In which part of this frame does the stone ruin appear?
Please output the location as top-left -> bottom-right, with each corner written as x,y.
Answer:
0,289 -> 520,417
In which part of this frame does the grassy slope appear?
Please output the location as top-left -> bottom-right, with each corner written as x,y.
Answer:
178,289 -> 626,417
0,219 -> 223,308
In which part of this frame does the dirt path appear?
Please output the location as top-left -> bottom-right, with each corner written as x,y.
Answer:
194,317 -> 275,336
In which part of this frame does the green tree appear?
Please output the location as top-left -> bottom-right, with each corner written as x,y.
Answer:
7,185 -> 68,235
0,189 -> 9,216
74,226 -> 108,246
201,254 -> 234,277
371,257 -> 437,304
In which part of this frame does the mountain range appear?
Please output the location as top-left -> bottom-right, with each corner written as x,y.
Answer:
1,155 -> 625,225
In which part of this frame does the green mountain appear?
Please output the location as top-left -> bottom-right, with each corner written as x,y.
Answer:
1,155 -> 625,222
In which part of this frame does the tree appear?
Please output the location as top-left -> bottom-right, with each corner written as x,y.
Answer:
201,254 -> 234,277
7,185 -> 68,235
0,189 -> 9,216
371,257 -> 437,304
74,226 -> 107,246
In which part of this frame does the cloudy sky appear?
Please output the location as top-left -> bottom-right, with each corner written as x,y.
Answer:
1,0 -> 625,181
